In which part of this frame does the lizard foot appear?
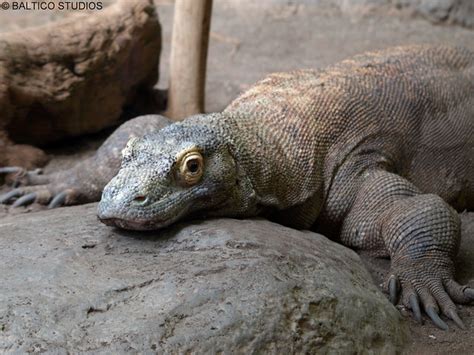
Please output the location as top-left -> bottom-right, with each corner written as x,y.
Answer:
0,167 -> 75,208
0,185 -> 75,208
387,257 -> 473,330
1,116 -> 173,209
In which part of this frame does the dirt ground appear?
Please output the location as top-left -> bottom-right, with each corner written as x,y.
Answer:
1,1 -> 473,353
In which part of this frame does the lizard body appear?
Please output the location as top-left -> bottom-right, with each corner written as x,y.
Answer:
1,45 -> 473,329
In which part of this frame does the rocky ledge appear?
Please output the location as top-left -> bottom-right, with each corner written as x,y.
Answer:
0,203 -> 407,353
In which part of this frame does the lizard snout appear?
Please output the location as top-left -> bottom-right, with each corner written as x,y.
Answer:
97,172 -> 176,230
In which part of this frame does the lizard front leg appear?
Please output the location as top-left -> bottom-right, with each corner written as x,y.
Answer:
339,170 -> 473,330
0,115 -> 171,208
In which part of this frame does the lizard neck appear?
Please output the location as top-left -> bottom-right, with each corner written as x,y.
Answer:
216,110 -> 329,216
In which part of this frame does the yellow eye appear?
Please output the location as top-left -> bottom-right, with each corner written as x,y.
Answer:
179,151 -> 203,185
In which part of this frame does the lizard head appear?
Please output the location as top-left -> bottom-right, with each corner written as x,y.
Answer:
97,120 -> 239,230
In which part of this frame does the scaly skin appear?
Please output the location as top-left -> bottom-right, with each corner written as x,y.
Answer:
1,45 -> 473,329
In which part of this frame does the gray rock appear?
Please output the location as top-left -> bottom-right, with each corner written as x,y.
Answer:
0,204 -> 407,353
340,0 -> 474,28
390,0 -> 457,22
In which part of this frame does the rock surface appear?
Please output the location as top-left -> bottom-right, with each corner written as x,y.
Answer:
221,0 -> 474,29
0,0 -> 161,146
391,0 -> 474,28
309,0 -> 474,28
0,203 -> 407,353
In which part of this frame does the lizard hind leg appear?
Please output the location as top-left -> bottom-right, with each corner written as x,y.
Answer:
0,115 -> 172,209
341,170 -> 474,330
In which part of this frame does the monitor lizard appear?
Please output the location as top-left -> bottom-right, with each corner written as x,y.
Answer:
1,44 -> 473,330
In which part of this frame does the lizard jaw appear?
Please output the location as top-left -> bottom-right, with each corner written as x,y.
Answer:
97,200 -> 191,231
98,217 -> 167,231
98,213 -> 181,231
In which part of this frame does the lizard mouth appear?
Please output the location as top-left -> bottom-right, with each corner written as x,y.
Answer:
97,201 -> 190,231
98,216 -> 171,231
97,185 -> 219,231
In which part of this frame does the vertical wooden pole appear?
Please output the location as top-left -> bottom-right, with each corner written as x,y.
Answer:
167,0 -> 213,120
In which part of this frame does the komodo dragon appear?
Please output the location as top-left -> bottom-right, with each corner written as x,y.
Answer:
1,45 -> 473,330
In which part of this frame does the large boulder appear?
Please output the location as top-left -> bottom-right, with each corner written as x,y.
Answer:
0,0 -> 161,146
0,203 -> 408,353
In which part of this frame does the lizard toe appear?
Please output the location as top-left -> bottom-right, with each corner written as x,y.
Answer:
398,281 -> 422,324
388,275 -> 400,305
425,306 -> 449,331
0,188 -> 24,204
446,308 -> 466,330
465,288 -> 474,300
443,279 -> 474,304
1,186 -> 53,207
427,280 -> 465,330
0,166 -> 48,186
12,192 -> 38,207
408,294 -> 422,324
0,167 -> 26,175
416,288 -> 449,330
48,190 -> 74,209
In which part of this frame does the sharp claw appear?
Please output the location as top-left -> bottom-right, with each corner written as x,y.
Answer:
48,191 -> 67,209
12,192 -> 37,207
426,307 -> 449,330
409,294 -> 422,324
388,276 -> 399,305
447,309 -> 466,330
464,288 -> 474,300
0,189 -> 22,204
0,167 -> 23,174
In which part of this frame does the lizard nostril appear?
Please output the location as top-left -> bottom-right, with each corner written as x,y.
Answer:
133,195 -> 148,205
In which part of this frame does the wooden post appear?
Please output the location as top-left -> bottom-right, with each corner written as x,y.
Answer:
167,0 -> 213,120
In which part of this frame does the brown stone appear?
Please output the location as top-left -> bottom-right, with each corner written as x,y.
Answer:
0,0 -> 161,146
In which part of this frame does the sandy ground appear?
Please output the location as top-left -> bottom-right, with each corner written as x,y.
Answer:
1,1 -> 473,353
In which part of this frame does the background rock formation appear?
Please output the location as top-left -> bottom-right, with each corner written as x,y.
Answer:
0,0 -> 161,146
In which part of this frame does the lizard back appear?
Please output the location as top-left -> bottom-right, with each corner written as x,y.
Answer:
223,45 -> 474,213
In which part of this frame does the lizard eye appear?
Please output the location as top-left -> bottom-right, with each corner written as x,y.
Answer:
186,158 -> 200,173
178,151 -> 203,185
